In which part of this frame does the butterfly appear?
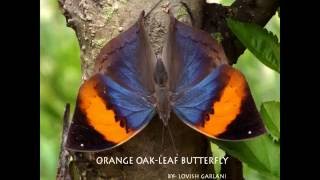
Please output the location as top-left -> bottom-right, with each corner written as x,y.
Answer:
65,11 -> 266,152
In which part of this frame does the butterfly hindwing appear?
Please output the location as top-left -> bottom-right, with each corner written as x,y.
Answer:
173,65 -> 266,140
66,12 -> 156,151
66,74 -> 156,151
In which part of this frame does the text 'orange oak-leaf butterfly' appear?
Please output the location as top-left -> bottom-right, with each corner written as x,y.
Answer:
65,11 -> 266,152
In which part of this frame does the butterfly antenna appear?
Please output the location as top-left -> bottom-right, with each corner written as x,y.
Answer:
144,0 -> 163,18
166,124 -> 179,156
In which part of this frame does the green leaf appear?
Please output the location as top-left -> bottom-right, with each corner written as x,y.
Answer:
243,163 -> 279,180
210,142 -> 226,178
260,101 -> 280,141
227,18 -> 280,73
212,134 -> 280,178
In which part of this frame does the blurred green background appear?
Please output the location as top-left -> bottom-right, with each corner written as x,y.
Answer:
40,0 -> 279,179
40,0 -> 80,179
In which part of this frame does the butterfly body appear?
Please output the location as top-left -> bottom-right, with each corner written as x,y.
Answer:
153,59 -> 171,125
66,11 -> 266,152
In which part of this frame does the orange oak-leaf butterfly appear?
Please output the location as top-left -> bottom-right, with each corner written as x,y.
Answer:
65,11 -> 266,152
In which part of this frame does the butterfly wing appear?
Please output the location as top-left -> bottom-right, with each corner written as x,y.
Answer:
165,15 -> 266,140
162,14 -> 228,92
66,12 -> 156,151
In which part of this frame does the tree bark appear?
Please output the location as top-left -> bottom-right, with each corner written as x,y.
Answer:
57,0 -> 279,179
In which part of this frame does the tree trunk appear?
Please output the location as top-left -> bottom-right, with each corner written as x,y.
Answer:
56,0 -> 279,179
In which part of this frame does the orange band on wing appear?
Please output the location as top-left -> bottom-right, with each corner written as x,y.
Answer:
78,76 -> 133,144
198,68 -> 247,136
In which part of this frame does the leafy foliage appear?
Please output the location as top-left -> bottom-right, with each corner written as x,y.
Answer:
243,163 -> 278,180
210,142 -> 226,177
260,101 -> 280,141
213,134 -> 280,178
227,18 -> 280,73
